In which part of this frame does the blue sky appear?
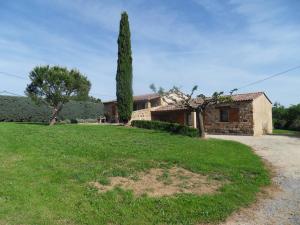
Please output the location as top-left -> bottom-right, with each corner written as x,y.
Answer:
0,0 -> 299,105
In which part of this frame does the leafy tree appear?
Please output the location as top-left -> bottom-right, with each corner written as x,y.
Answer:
116,11 -> 133,123
151,84 -> 232,138
272,102 -> 300,131
87,96 -> 102,103
272,102 -> 287,129
286,104 -> 300,127
26,65 -> 91,125
70,95 -> 102,103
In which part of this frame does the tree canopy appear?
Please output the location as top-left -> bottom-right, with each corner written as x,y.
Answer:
116,12 -> 133,123
273,102 -> 300,131
26,65 -> 91,125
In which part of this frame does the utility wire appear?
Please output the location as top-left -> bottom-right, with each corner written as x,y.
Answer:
0,90 -> 24,97
2,64 -> 300,97
0,71 -> 27,80
233,65 -> 300,92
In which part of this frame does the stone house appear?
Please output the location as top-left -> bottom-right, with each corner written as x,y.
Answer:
103,92 -> 272,136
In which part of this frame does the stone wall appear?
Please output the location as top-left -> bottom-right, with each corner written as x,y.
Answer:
131,108 -> 152,121
204,101 -> 254,135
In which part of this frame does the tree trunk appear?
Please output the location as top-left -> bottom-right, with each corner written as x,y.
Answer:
50,104 -> 63,126
49,107 -> 59,126
196,110 -> 205,138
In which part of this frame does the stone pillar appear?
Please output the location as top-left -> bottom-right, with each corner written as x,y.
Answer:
191,112 -> 197,128
145,100 -> 151,109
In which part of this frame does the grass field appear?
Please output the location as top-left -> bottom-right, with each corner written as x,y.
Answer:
0,123 -> 270,225
273,129 -> 300,137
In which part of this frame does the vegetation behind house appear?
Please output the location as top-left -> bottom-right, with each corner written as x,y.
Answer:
273,102 -> 300,131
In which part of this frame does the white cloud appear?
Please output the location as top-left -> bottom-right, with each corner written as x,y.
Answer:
1,0 -> 299,105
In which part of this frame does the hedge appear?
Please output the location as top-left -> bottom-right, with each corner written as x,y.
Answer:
0,96 -> 103,123
131,120 -> 198,137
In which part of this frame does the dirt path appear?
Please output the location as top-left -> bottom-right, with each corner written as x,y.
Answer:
209,135 -> 300,225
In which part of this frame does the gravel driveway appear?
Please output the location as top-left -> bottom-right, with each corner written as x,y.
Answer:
209,135 -> 300,225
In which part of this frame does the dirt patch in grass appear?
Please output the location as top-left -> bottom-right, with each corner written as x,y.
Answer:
90,167 -> 225,197
0,154 -> 23,168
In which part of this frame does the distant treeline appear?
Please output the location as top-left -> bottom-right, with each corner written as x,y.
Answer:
273,103 -> 300,131
0,96 -> 103,123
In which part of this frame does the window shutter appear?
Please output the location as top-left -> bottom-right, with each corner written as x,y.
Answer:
229,108 -> 239,122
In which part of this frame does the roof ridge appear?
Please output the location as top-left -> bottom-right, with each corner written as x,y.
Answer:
231,91 -> 264,96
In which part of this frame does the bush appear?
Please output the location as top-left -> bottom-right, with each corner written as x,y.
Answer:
0,96 -> 103,123
273,119 -> 287,129
289,119 -> 300,131
131,120 -> 198,137
273,102 -> 300,131
58,119 -> 71,124
70,119 -> 78,124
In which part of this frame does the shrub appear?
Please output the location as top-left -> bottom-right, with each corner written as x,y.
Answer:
131,120 -> 198,137
70,119 -> 78,124
273,119 -> 287,129
289,119 -> 300,131
273,102 -> 300,131
59,119 -> 71,124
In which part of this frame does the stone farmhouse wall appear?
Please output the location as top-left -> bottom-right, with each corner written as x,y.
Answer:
131,108 -> 152,121
104,93 -> 272,136
252,95 -> 273,135
204,101 -> 254,135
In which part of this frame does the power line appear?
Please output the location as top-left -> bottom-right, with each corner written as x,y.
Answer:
0,90 -> 24,97
0,71 -> 27,80
2,64 -> 299,98
234,65 -> 300,91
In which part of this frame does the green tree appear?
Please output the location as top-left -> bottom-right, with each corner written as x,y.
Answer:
26,65 -> 91,125
272,102 -> 287,129
116,11 -> 133,123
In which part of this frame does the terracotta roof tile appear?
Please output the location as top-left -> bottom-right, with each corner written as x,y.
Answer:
152,92 -> 269,112
104,92 -> 269,105
230,92 -> 265,102
133,93 -> 160,101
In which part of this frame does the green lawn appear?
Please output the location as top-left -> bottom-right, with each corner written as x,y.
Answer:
273,129 -> 300,137
0,123 -> 270,225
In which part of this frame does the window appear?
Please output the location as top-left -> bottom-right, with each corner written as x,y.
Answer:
219,108 -> 240,122
220,109 -> 229,122
133,102 -> 146,111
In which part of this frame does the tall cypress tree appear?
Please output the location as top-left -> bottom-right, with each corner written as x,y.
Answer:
116,11 -> 133,123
